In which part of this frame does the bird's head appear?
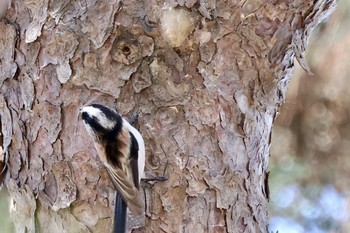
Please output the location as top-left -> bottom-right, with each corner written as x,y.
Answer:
80,104 -> 122,139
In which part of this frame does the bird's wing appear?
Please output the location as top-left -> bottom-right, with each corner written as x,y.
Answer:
106,166 -> 144,215
103,124 -> 144,215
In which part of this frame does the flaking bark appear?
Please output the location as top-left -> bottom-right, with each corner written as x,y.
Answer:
0,0 -> 335,232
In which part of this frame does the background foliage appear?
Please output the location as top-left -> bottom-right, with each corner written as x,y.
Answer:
269,0 -> 350,232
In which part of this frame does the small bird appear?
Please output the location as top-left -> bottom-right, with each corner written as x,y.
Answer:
80,104 -> 145,233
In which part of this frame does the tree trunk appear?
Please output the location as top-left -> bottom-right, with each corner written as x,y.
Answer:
0,0 -> 335,232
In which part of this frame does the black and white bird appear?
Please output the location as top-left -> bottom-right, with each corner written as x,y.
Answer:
80,104 -> 145,233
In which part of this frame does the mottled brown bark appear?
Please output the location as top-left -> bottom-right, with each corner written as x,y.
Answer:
0,0 -> 335,233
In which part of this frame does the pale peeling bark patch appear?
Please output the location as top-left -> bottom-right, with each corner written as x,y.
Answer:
24,0 -> 49,43
0,22 -> 17,86
51,161 -> 77,211
160,6 -> 196,47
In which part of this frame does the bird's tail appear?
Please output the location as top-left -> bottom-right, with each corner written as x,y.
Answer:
113,192 -> 127,233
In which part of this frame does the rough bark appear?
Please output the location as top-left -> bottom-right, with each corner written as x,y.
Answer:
0,0 -> 335,233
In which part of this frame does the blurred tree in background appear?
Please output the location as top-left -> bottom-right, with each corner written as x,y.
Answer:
270,0 -> 350,232
0,189 -> 14,233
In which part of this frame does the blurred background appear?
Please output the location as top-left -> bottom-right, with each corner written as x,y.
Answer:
0,189 -> 13,233
269,0 -> 350,232
0,1 -> 349,233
